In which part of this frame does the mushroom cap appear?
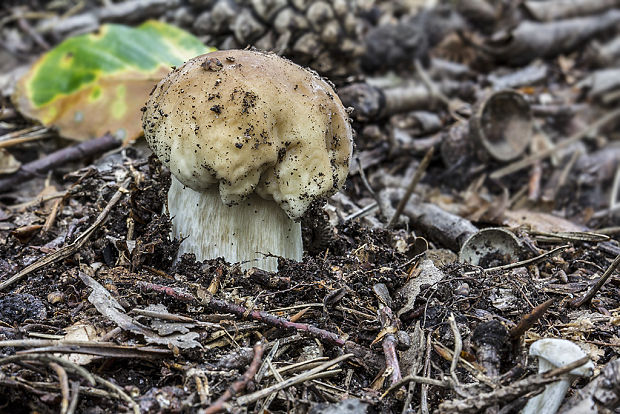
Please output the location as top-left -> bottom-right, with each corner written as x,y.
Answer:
142,49 -> 353,220
529,338 -> 594,376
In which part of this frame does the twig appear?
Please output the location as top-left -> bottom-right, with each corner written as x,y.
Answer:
433,342 -> 496,387
0,354 -> 96,386
0,134 -> 120,193
466,244 -> 570,275
194,374 -> 209,405
557,358 -> 620,413
356,157 -> 385,219
263,356 -> 329,378
0,133 -> 53,149
0,126 -> 47,143
374,286 -> 403,387
146,286 -> 382,369
415,59 -> 466,122
12,380 -> 112,399
255,340 -> 280,384
0,177 -> 131,291
137,281 -> 197,302
472,320 -> 507,390
382,335 -> 402,385
201,293 -> 346,347
92,373 -> 140,414
570,252 -> 620,307
17,15 -> 49,49
528,162 -> 542,201
438,356 -> 592,413
448,313 -> 462,386
509,298 -> 556,339
420,333 -> 433,414
67,381 -> 80,414
382,374 -> 450,399
387,146 -> 435,228
379,306 -> 402,386
37,0 -> 175,35
7,190 -> 67,211
491,108 -> 620,179
203,341 -> 265,414
343,201 -> 379,222
48,362 -> 70,414
235,354 -> 353,406
0,338 -> 170,359
596,167 -> 620,218
414,59 -> 450,108
267,358 -> 295,403
543,149 -> 581,201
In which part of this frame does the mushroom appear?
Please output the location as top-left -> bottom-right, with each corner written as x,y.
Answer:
142,50 -> 353,271
521,338 -> 594,414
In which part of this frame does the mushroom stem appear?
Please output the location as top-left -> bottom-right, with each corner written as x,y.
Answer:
168,176 -> 302,272
521,367 -> 571,414
521,338 -> 594,414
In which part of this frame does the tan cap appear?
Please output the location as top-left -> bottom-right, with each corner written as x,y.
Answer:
143,49 -> 353,220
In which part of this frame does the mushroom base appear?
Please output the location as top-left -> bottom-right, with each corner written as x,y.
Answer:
168,176 -> 303,272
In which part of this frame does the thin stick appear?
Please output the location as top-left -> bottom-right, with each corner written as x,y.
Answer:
0,178 -> 131,291
201,293 -> 346,347
438,356 -> 591,413
235,354 -> 353,406
0,133 -> 53,149
448,314 -> 462,386
0,133 -> 120,193
465,244 -> 570,275
67,381 -> 80,414
92,374 -> 140,414
610,167 -> 620,210
571,252 -> 620,307
383,334 -> 402,386
356,157 -> 382,212
420,333 -> 433,414
7,191 -> 67,211
509,298 -> 556,339
264,356 -> 329,378
387,146 -> 435,228
0,126 -> 47,143
194,375 -> 208,405
0,354 -> 96,386
48,362 -> 70,414
255,339 -> 279,383
344,201 -> 379,222
491,108 -> 620,179
382,374 -> 450,398
203,342 -> 265,413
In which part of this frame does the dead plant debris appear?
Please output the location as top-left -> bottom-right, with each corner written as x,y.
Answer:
0,1 -> 619,413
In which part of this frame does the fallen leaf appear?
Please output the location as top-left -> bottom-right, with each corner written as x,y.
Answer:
79,272 -> 201,349
60,323 -> 100,365
397,259 -> 446,317
13,21 -> 213,144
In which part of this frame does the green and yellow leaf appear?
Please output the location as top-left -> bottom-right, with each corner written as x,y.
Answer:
13,21 -> 213,143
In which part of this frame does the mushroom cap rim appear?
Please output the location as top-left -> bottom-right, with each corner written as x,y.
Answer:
529,338 -> 594,377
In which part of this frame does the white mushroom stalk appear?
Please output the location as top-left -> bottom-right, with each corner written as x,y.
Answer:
142,50 -> 353,271
521,338 -> 594,414
168,177 -> 302,272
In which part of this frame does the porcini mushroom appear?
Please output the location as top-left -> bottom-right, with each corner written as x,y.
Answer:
521,338 -> 594,414
142,50 -> 353,271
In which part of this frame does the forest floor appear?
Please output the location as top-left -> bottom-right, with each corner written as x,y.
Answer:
0,1 -> 619,413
